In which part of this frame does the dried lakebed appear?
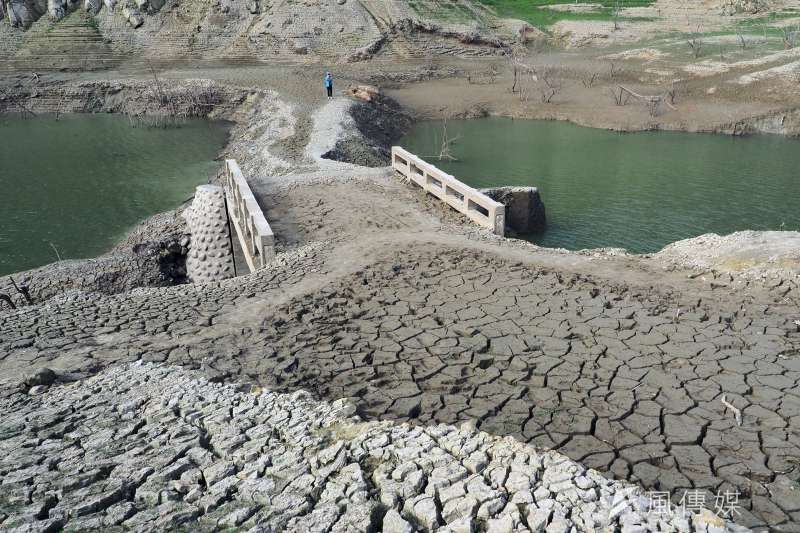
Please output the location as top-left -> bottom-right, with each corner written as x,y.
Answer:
0,362 -> 745,532
0,85 -> 799,531
1,240 -> 798,530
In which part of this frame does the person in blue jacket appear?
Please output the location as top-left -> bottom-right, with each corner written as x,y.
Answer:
324,72 -> 333,100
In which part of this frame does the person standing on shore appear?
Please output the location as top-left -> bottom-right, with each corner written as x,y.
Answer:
324,71 -> 334,100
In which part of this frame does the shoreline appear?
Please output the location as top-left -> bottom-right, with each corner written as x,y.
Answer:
1,72 -> 798,531
1,74 -> 799,298
3,2 -> 800,526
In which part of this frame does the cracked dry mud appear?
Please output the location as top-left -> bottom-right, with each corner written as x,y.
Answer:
0,362 -> 745,532
1,171 -> 799,532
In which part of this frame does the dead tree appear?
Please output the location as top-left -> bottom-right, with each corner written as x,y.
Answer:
9,277 -> 33,305
609,61 -> 622,80
687,27 -> 704,58
780,26 -> 799,49
616,85 -> 677,117
488,64 -> 498,84
538,68 -> 563,104
581,72 -> 599,88
688,37 -> 703,58
507,49 -> 521,94
612,0 -> 622,31
666,80 -> 681,105
54,88 -> 65,121
0,87 -> 36,117
608,86 -> 631,106
1,276 -> 33,309
432,115 -> 460,162
503,55 -> 538,101
737,31 -> 748,49
148,62 -> 178,120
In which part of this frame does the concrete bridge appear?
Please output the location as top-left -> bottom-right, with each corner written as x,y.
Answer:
215,148 -> 541,278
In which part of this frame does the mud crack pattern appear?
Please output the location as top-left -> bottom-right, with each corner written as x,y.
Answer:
1,245 -> 798,530
0,362 -> 745,532
249,251 -> 800,530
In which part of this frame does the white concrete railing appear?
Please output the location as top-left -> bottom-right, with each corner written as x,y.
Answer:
391,146 -> 505,236
223,159 -> 275,272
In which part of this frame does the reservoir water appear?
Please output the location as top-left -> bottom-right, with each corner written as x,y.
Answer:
401,117 -> 800,253
0,114 -> 230,276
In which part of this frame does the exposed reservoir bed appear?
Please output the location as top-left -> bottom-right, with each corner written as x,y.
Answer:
0,114 -> 231,276
400,117 -> 800,253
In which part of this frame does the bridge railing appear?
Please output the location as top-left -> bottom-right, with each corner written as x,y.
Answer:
223,159 -> 275,272
391,146 -> 505,236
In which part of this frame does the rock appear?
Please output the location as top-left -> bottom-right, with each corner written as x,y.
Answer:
25,367 -> 57,387
348,85 -> 381,103
403,494 -> 440,530
486,514 -> 514,533
47,0 -> 68,19
382,508 -> 413,533
83,0 -> 100,14
527,507 -> 552,531
121,6 -> 143,27
202,461 -> 237,486
517,22 -> 548,44
28,385 -> 49,395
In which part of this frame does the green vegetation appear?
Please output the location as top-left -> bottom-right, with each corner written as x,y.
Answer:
475,0 -> 656,29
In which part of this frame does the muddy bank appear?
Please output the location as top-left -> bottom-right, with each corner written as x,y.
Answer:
393,95 -> 800,138
384,65 -> 800,138
0,210 -> 191,309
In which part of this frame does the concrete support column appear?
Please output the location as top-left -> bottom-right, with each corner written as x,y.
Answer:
183,185 -> 235,283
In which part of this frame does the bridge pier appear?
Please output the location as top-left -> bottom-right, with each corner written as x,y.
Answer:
183,184 -> 235,283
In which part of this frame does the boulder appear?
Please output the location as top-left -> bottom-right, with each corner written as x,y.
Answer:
347,85 -> 380,103
84,0 -> 101,14
24,367 -> 57,387
121,4 -> 143,27
47,0 -> 68,19
6,0 -> 47,26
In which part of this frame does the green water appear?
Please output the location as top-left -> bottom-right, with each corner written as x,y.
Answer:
0,114 -> 230,276
401,117 -> 800,253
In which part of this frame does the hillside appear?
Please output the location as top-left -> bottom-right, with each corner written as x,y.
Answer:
3,0 -> 798,68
